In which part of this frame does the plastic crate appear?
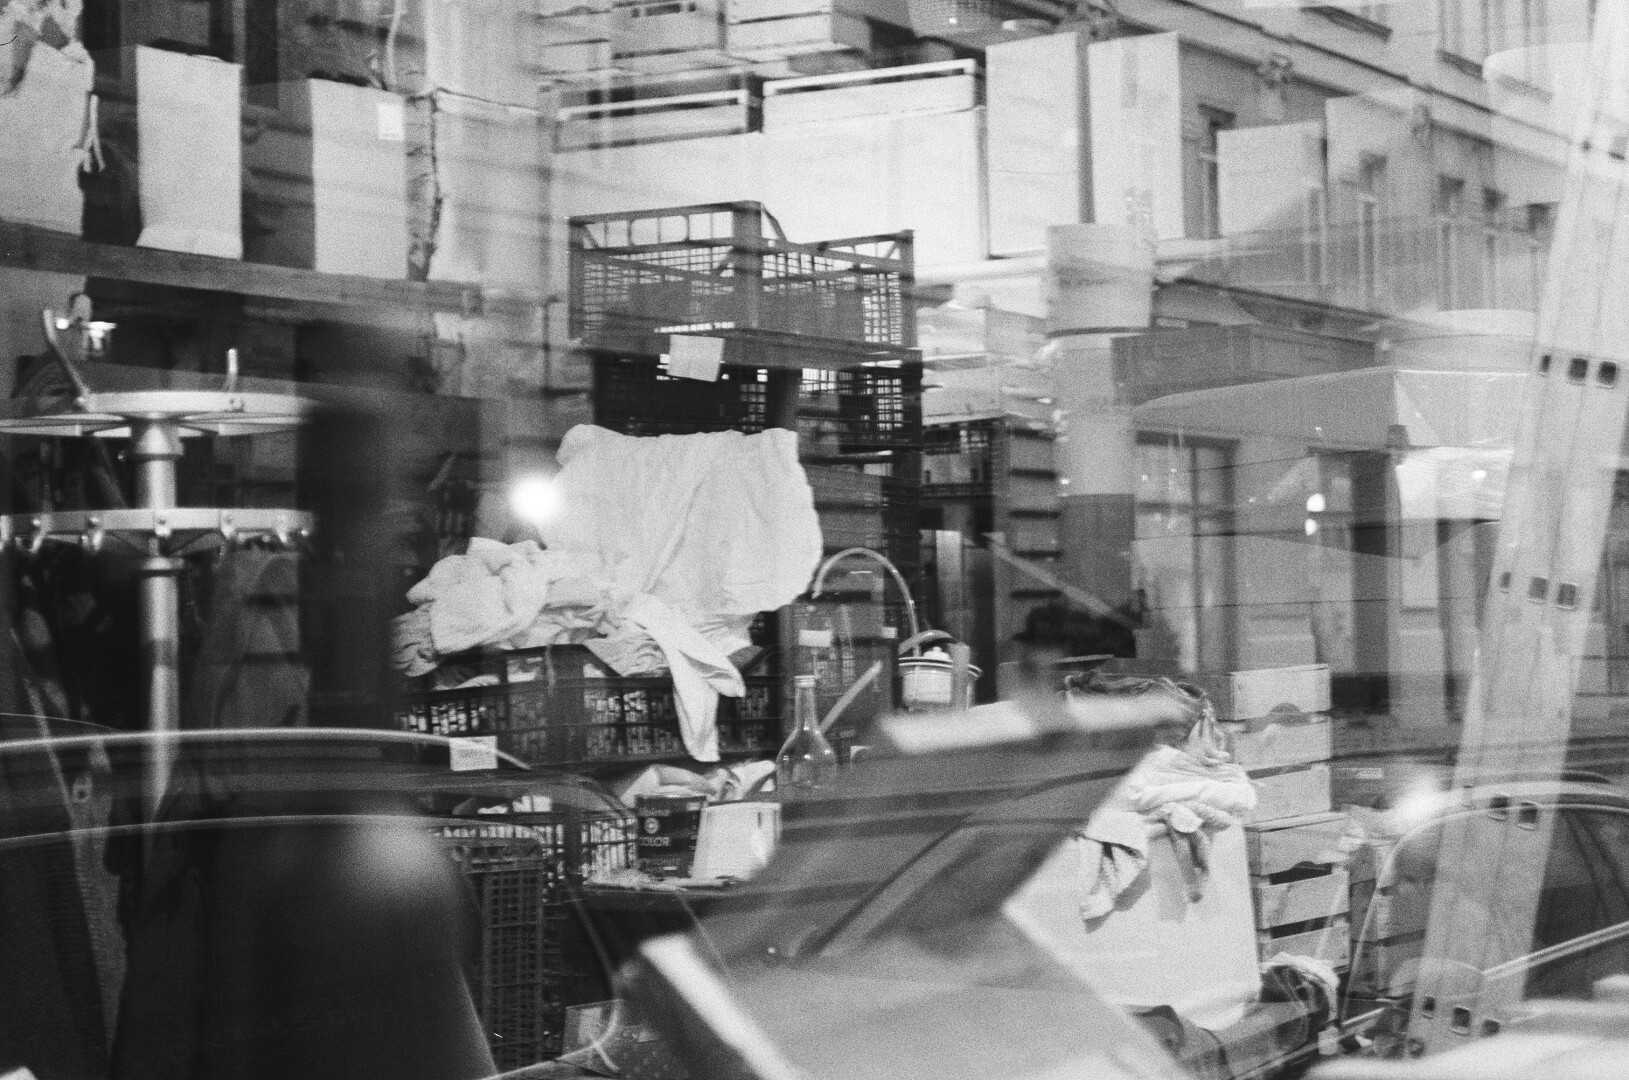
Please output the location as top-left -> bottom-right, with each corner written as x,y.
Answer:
592,357 -> 922,453
398,646 -> 782,766
922,418 -> 1057,500
439,815 -> 634,1068
570,202 -> 914,356
805,464 -> 921,573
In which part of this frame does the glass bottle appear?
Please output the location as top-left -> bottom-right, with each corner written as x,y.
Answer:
775,675 -> 837,794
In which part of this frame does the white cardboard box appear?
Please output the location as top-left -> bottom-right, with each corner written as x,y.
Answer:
0,42 -> 93,233
247,80 -> 408,278
135,47 -> 242,258
1246,763 -> 1332,824
726,11 -> 867,59
1227,714 -> 1332,773
1191,663 -> 1332,721
1245,810 -> 1349,876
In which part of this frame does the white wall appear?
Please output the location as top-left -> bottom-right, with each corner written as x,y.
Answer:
554,106 -> 986,271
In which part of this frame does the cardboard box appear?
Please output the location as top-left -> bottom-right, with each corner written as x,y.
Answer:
1227,714 -> 1332,772
1194,664 -> 1331,722
725,11 -> 867,59
1245,810 -> 1349,876
1246,763 -> 1332,824
1254,866 -> 1350,929
423,93 -> 547,290
135,46 -> 242,258
245,80 -> 408,278
0,41 -> 93,233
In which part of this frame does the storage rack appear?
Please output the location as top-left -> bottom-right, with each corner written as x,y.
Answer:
0,346 -> 313,815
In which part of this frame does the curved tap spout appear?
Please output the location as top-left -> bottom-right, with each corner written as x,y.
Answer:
809,546 -> 924,655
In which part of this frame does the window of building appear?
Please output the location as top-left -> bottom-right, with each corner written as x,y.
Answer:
1436,175 -> 1467,308
1357,154 -> 1387,310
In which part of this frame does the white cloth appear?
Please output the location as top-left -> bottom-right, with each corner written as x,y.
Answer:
538,425 -> 822,760
401,538 -> 584,657
1075,743 -> 1257,920
621,594 -> 744,761
539,425 -> 823,619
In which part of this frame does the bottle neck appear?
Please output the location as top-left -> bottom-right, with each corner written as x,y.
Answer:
794,682 -> 820,733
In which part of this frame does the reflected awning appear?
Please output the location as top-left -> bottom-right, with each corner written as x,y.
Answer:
1133,366 -> 1528,522
1131,366 -> 1528,451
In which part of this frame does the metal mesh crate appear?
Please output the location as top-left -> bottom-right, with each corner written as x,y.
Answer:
440,815 -> 634,1068
399,646 -> 782,766
593,357 -> 922,453
570,202 -> 915,357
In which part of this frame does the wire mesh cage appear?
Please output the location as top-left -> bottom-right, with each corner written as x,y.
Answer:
570,202 -> 915,357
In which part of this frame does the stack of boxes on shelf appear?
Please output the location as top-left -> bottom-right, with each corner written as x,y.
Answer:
1199,664 -> 1354,973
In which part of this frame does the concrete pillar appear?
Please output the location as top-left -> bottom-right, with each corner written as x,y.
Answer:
1045,224 -> 1153,615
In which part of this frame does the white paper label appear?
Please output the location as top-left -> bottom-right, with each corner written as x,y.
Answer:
449,735 -> 499,772
666,335 -> 725,382
377,101 -> 406,142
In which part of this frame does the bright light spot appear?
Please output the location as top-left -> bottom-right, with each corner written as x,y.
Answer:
1304,518 -> 1319,537
1390,777 -> 1446,834
1306,492 -> 1327,513
1471,469 -> 1488,482
510,475 -> 561,525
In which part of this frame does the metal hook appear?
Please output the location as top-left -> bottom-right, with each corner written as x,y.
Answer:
81,516 -> 105,554
26,518 -> 47,557
274,516 -> 292,549
219,512 -> 238,547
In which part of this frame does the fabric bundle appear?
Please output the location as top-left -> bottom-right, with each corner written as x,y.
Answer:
1071,676 -> 1257,920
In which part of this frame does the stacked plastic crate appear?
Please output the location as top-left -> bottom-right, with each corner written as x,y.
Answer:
1200,664 -> 1352,973
573,202 -> 923,581
439,813 -> 637,1069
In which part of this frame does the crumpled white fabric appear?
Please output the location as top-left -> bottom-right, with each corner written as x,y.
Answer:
621,594 -> 745,762
1075,741 -> 1256,920
400,538 -> 586,657
540,425 -> 823,619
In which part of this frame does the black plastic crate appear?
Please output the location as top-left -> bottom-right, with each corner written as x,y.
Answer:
439,816 -> 633,1068
570,202 -> 914,356
592,357 -> 922,453
922,418 -> 1057,499
399,646 -> 782,766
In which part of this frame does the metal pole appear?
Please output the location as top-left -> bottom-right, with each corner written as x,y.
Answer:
131,419 -> 183,823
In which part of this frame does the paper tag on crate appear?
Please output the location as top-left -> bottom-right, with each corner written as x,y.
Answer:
664,335 -> 724,382
449,735 -> 499,772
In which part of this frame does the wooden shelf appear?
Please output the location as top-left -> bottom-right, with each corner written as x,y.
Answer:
0,219 -> 540,319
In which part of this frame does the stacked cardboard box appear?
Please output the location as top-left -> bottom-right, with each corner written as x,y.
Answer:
1208,664 -> 1353,972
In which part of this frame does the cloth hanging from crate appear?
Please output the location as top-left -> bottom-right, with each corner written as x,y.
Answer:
536,425 -> 821,760
542,424 -> 822,617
